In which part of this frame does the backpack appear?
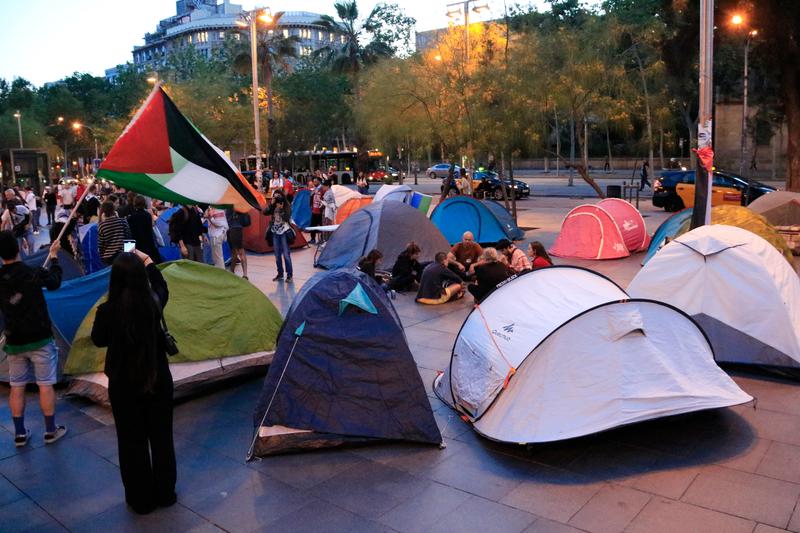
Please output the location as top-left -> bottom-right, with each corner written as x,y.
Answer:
238,211 -> 252,227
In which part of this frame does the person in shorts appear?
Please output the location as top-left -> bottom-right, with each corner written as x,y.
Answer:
0,231 -> 67,447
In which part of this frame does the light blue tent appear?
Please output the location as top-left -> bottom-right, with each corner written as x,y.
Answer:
642,209 -> 694,265
430,196 -> 525,245
155,206 -> 230,263
292,189 -> 312,229
78,223 -> 104,274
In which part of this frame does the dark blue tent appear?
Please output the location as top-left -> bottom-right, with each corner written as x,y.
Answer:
316,201 -> 449,270
642,209 -> 693,265
22,248 -> 84,280
251,269 -> 441,456
291,189 -> 312,229
430,196 -> 525,245
78,223 -> 104,274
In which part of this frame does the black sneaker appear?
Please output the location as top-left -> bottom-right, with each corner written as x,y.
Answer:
44,426 -> 68,445
14,429 -> 30,448
272,274 -> 283,281
286,276 -> 293,282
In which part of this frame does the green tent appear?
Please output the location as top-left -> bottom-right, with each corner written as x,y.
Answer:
65,260 -> 282,402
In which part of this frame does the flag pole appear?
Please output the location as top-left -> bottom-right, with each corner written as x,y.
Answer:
691,0 -> 715,229
43,178 -> 95,268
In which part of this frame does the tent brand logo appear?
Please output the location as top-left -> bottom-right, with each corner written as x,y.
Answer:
491,323 -> 515,342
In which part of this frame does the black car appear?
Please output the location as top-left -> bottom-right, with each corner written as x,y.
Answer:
652,169 -> 775,212
442,171 -> 531,200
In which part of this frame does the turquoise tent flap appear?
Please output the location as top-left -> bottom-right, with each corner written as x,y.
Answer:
339,283 -> 378,315
643,209 -> 694,265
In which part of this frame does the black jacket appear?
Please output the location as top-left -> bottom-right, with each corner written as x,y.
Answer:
91,264 -> 171,391
0,260 -> 62,347
471,262 -> 512,302
127,209 -> 162,263
169,207 -> 204,246
417,262 -> 462,300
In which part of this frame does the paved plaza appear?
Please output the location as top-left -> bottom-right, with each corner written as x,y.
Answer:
1,194 -> 800,532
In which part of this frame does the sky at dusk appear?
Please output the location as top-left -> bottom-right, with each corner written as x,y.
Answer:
0,0 -> 548,86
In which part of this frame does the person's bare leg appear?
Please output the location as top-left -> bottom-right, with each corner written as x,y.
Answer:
38,385 -> 55,417
9,386 -> 26,418
230,248 -> 239,274
240,250 -> 248,278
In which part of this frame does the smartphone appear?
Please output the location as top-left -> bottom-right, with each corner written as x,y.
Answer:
123,240 -> 136,253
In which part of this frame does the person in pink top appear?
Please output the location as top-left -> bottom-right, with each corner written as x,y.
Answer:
497,239 -> 531,274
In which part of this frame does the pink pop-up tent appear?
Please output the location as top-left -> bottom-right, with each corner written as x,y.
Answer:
550,199 -> 650,260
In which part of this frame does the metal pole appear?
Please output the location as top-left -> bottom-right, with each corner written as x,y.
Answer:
250,15 -> 263,190
15,112 -> 23,149
464,0 -> 470,63
691,0 -> 714,229
740,36 -> 750,177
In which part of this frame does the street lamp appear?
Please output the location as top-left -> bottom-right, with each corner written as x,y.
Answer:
446,0 -> 489,62
236,6 -> 274,190
13,111 -> 23,149
731,13 -> 758,184
72,122 -> 99,161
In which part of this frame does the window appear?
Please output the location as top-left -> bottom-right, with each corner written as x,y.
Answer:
329,32 -> 335,42
283,29 -> 289,38
219,31 -> 225,39
340,35 -> 346,44
197,31 -> 208,43
300,45 -> 312,56
318,31 -> 323,40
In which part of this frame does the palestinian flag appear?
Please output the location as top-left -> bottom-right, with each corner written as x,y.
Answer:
97,85 -> 265,212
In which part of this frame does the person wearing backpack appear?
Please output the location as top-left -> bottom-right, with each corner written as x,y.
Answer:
225,207 -> 250,279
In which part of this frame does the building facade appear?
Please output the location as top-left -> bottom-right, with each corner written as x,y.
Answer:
131,1 -> 344,72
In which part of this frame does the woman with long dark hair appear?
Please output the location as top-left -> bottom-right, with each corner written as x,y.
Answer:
528,241 -> 553,270
91,251 -> 176,515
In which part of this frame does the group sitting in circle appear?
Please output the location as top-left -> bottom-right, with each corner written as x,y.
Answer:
374,232 -> 553,305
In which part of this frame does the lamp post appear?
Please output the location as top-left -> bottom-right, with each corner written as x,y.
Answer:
72,122 -> 99,161
731,14 -> 758,187
691,0 -> 715,229
13,111 -> 23,148
446,0 -> 489,62
236,7 -> 273,191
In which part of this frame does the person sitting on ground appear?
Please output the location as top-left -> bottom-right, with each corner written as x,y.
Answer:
98,201 -> 131,266
0,232 -> 67,448
358,249 -> 394,296
416,252 -> 466,305
468,247 -> 513,303
389,242 -> 423,292
447,231 -> 483,280
528,241 -> 553,270
497,238 -> 531,274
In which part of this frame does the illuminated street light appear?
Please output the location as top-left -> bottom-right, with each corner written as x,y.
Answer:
731,13 -> 744,26
434,54 -> 442,61
147,76 -> 158,84
13,110 -> 22,148
729,12 -> 759,187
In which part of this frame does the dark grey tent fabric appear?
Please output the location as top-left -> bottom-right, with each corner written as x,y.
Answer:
252,269 -> 441,456
316,202 -> 450,271
694,313 -> 800,368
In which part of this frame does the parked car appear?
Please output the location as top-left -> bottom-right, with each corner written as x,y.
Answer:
426,163 -> 461,179
652,170 -> 775,212
441,171 -> 531,200
368,166 -> 401,182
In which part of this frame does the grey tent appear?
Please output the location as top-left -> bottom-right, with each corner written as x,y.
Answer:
316,201 -> 450,270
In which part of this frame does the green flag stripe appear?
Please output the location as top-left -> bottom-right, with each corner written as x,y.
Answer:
97,169 -> 198,206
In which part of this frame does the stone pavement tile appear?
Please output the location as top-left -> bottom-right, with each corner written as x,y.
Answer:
682,465 -> 800,527
252,448 -> 370,490
308,460 -> 432,520
432,406 -> 473,440
565,441 -> 674,483
0,474 -> 26,507
0,497 -> 68,533
70,501 -> 213,533
566,484 -> 651,533
788,504 -> 800,532
66,425 -> 120,460
425,441 -> 536,501
523,518 -> 586,533
732,375 -> 800,417
266,500 -> 394,533
626,497 -> 755,533
350,438 -> 469,477
516,439 -> 596,471
757,441 -> 800,484
408,343 -> 452,372
731,405 -> 800,447
376,480 -> 472,532
500,465 -> 603,523
0,444 -> 125,528
174,445 -> 266,508
415,311 -> 471,333
622,465 -> 701,500
716,437 -> 772,473
403,325 -> 457,351
417,367 -> 442,397
754,524 -> 792,533
426,495 -> 537,533
187,468 -> 309,532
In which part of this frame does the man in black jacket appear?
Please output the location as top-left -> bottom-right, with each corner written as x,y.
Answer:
0,231 -> 67,447
416,252 -> 465,305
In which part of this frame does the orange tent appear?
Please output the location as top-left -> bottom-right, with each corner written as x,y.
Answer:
336,197 -> 373,224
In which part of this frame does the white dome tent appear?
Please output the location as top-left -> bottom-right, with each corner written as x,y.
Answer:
628,224 -> 800,368
434,266 -> 752,444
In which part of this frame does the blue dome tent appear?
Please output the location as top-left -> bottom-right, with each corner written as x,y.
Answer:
291,189 -> 312,229
430,196 -> 525,245
642,209 -> 693,265
250,269 -> 441,456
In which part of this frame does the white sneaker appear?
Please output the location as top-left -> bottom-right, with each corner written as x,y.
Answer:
44,426 -> 68,445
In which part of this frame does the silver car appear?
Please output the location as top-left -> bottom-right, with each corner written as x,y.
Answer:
425,163 -> 461,179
